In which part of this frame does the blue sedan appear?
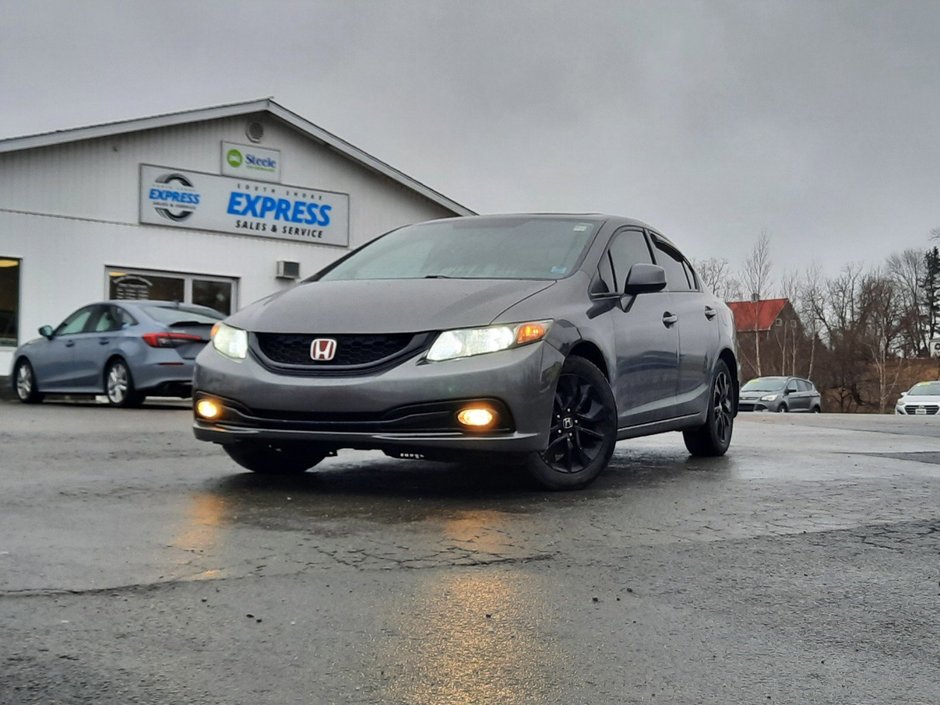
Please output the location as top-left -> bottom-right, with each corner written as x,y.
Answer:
11,300 -> 223,407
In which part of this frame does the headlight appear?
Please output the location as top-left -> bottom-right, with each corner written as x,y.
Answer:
426,320 -> 552,362
211,322 -> 248,360
760,394 -> 778,401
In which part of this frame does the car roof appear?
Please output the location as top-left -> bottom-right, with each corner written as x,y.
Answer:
418,212 -> 651,229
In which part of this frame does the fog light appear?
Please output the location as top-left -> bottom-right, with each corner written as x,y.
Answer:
457,407 -> 496,428
196,399 -> 221,420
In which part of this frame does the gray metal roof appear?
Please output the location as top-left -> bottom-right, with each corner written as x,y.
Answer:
0,98 -> 474,217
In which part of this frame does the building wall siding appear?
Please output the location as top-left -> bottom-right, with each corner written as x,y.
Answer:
0,114 -> 459,373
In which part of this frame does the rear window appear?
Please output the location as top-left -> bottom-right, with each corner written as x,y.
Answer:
143,305 -> 223,326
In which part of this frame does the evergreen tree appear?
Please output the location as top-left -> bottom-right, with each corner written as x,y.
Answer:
922,246 -> 940,346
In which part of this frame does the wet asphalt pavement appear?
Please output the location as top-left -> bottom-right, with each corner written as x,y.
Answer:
0,400 -> 938,704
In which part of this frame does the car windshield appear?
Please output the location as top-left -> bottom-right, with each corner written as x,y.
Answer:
318,217 -> 598,281
741,377 -> 787,392
907,381 -> 940,396
142,305 -> 223,326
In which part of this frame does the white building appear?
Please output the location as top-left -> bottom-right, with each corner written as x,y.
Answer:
0,98 -> 473,376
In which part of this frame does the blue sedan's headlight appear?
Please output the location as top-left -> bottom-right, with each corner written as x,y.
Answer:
427,320 -> 552,362
211,322 -> 248,360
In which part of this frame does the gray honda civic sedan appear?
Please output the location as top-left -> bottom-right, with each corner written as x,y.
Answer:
193,214 -> 739,489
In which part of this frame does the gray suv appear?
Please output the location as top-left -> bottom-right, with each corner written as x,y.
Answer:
738,376 -> 821,413
193,214 -> 739,489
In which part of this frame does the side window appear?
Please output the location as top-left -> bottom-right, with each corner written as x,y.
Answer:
604,229 -> 652,291
116,306 -> 137,328
797,380 -> 811,392
786,379 -> 799,393
94,306 -> 124,333
55,306 -> 96,336
651,237 -> 692,292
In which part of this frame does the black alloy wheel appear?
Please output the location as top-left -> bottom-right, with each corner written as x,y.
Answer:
528,356 -> 617,490
683,359 -> 734,456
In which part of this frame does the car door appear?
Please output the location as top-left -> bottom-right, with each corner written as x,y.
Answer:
70,305 -> 124,390
600,227 -> 678,427
649,234 -> 717,418
35,305 -> 97,389
791,378 -> 811,411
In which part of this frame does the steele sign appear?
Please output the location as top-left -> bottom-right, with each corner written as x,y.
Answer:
221,141 -> 281,183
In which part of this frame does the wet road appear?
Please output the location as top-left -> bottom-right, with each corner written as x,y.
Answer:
1,401 -> 938,704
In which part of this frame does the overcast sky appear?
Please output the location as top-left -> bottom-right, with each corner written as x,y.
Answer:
3,0 -> 939,288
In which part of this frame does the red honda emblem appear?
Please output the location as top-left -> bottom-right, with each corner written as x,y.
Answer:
310,338 -> 337,361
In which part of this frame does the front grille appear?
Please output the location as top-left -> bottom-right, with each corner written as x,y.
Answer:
256,332 -> 413,365
251,332 -> 433,374
905,404 -> 939,415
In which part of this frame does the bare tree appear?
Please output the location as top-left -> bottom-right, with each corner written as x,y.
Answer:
799,263 -> 825,380
742,231 -> 773,375
692,257 -> 742,300
778,268 -> 801,375
885,248 -> 927,357
858,270 -> 905,412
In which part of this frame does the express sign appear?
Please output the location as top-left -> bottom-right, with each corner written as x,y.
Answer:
139,165 -> 350,247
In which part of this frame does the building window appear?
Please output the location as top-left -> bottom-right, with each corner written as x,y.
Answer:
0,257 -> 20,346
106,267 -> 236,316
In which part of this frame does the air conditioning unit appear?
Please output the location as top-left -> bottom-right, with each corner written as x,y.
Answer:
276,260 -> 300,280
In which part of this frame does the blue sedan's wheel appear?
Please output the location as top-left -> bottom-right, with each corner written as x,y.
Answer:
527,356 -> 617,490
105,359 -> 144,408
14,359 -> 44,404
683,359 -> 734,456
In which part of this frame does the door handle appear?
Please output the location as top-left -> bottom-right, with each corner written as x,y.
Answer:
64,340 -> 75,348
98,338 -> 110,345
662,312 -> 678,327
705,306 -> 717,320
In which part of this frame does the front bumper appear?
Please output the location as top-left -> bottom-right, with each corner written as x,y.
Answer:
737,399 -> 779,412
192,341 -> 563,453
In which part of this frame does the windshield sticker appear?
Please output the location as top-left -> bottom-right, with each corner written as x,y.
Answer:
573,224 -> 590,232
551,266 -> 568,274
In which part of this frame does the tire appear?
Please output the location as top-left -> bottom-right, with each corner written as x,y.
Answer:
526,356 -> 617,491
811,405 -> 821,413
13,359 -> 44,404
777,404 -> 788,413
683,359 -> 734,457
223,441 -> 329,474
104,358 -> 144,407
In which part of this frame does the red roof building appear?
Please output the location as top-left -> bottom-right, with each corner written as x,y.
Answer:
726,298 -> 790,332
726,298 -> 806,379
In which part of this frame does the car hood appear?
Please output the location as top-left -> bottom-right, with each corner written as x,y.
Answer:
739,390 -> 782,399
897,394 -> 940,405
227,278 -> 556,334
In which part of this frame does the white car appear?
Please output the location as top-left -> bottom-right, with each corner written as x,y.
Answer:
895,381 -> 940,416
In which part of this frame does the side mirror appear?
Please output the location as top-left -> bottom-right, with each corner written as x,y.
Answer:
623,263 -> 667,295
900,391 -> 908,397
38,325 -> 54,339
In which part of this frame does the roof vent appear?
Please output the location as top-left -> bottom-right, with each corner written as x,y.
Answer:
246,121 -> 264,143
